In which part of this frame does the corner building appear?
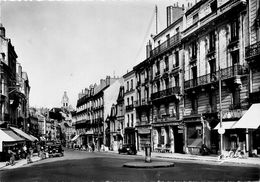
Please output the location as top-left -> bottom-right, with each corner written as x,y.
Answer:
182,0 -> 249,154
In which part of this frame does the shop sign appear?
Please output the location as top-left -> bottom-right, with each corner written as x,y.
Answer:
178,125 -> 184,129
178,130 -> 183,134
222,110 -> 244,119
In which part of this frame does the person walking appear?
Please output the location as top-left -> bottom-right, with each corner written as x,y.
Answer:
91,142 -> 95,152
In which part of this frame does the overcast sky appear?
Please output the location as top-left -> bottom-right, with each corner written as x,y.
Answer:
1,0 -> 188,109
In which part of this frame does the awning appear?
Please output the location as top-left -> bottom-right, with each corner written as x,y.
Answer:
10,126 -> 34,142
71,134 -> 80,141
232,104 -> 260,129
214,121 -> 237,130
29,134 -> 39,141
0,129 -> 25,152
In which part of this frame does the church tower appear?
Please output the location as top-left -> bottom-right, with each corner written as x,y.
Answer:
62,91 -> 69,109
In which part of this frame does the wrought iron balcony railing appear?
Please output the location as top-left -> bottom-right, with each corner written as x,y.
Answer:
150,33 -> 181,58
151,86 -> 180,100
125,104 -> 134,111
245,41 -> 260,60
184,65 -> 243,89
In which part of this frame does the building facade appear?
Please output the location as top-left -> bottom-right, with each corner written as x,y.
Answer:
75,76 -> 122,150
123,70 -> 137,148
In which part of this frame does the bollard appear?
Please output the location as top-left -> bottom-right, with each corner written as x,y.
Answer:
145,144 -> 151,163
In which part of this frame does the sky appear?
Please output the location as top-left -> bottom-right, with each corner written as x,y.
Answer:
1,0 -> 188,109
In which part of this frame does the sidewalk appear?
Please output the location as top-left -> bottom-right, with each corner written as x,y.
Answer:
0,154 -> 41,171
108,150 -> 260,166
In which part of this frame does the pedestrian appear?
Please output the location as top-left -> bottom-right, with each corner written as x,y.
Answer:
26,147 -> 32,164
91,142 -> 95,152
8,149 -> 15,166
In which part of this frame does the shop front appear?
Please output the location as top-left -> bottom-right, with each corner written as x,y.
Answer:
152,122 -> 184,153
214,104 -> 260,155
136,126 -> 151,151
0,128 -> 25,162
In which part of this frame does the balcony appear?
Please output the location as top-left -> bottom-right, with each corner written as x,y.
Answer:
151,86 -> 180,101
150,33 -> 181,58
189,55 -> 197,64
134,98 -> 151,108
125,104 -> 134,112
206,48 -> 216,58
245,41 -> 260,62
184,65 -> 243,90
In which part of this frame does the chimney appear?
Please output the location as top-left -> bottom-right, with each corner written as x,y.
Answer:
100,79 -> 106,88
166,6 -> 173,27
0,24 -> 6,37
146,40 -> 152,58
106,76 -> 110,86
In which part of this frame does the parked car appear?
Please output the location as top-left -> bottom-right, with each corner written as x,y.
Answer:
46,143 -> 64,157
118,144 -> 137,155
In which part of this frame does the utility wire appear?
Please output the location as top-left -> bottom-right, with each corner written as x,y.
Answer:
133,6 -> 156,64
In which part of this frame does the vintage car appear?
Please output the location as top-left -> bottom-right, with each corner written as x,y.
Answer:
46,142 -> 64,157
118,144 -> 137,155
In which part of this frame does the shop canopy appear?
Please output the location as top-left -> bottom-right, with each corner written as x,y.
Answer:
0,129 -> 25,152
214,121 -> 237,130
71,135 -> 80,142
231,103 -> 260,129
10,127 -> 34,142
29,134 -> 39,141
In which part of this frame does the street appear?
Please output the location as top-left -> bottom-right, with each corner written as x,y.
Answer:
0,149 -> 259,181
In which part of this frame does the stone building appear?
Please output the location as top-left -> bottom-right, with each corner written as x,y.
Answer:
123,70 -> 137,148
181,0 -> 251,154
75,76 -> 122,150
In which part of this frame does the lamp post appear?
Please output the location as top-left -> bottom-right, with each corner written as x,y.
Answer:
218,66 -> 224,155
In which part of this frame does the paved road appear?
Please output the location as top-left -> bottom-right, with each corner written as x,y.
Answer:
0,149 -> 259,181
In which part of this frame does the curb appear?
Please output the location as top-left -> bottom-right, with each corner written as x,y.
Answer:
123,161 -> 175,168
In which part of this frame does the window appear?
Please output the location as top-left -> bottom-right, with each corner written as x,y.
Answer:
232,88 -> 241,109
127,114 -> 130,127
231,50 -> 239,65
165,56 -> 169,71
192,66 -> 197,86
209,59 -> 216,81
193,13 -> 199,24
131,79 -> 133,90
166,34 -> 170,47
175,51 -> 179,67
131,96 -> 133,105
231,19 -> 239,42
191,96 -> 198,114
174,75 -> 179,87
165,78 -> 169,89
127,81 -> 129,91
156,61 -> 160,74
210,0 -> 217,12
191,41 -> 197,58
209,31 -> 216,52
131,113 -> 134,126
